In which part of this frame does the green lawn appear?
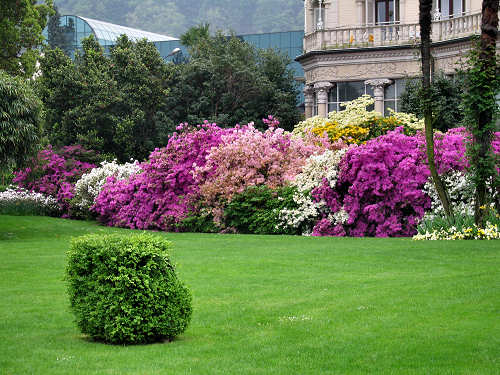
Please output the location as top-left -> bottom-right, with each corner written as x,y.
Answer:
1,215 -> 499,375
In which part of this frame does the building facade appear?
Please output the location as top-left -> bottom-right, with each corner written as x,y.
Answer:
298,0 -> 497,118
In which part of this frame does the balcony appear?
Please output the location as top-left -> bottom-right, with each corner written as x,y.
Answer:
304,11 -> 482,52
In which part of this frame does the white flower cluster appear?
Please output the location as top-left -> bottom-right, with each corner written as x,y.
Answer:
73,160 -> 140,211
0,187 -> 60,214
328,95 -> 380,128
277,148 -> 349,233
422,171 -> 476,221
413,222 -> 500,240
292,148 -> 348,192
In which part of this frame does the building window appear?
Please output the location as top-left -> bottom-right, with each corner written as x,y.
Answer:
438,0 -> 466,18
313,0 -> 326,30
328,81 -> 374,113
383,79 -> 406,115
375,0 -> 400,24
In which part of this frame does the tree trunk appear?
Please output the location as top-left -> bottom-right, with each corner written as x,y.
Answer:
419,0 -> 454,219
475,0 -> 499,227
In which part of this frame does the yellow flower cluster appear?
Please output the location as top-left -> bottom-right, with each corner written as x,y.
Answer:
311,121 -> 370,145
413,222 -> 500,240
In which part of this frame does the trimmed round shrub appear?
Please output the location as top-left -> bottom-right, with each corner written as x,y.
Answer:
66,233 -> 192,345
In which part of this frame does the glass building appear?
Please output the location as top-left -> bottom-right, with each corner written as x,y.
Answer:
45,16 -> 305,105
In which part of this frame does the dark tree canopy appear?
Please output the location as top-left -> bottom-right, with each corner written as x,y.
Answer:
166,30 -> 301,131
0,0 -> 54,77
38,35 -> 172,162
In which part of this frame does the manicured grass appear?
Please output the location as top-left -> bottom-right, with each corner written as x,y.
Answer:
1,215 -> 499,374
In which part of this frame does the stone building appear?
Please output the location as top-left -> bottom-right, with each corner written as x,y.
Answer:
297,0 -> 496,118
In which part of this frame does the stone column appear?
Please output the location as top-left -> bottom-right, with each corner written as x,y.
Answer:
364,78 -> 393,114
314,81 -> 333,118
356,0 -> 364,25
303,84 -> 315,119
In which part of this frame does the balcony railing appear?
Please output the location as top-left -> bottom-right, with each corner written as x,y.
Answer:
304,12 -> 482,51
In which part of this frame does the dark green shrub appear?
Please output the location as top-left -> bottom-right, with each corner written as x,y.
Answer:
399,74 -> 465,132
224,185 -> 300,234
66,233 -> 192,345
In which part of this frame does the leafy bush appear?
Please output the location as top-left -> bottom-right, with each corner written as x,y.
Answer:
66,233 -> 192,345
399,74 -> 466,132
0,187 -> 61,216
224,185 -> 300,234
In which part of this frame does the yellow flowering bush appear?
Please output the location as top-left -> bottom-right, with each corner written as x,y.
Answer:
293,95 -> 425,145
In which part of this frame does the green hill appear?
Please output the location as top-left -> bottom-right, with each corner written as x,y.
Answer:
56,0 -> 304,37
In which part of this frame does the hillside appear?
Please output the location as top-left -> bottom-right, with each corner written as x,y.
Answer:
56,0 -> 305,37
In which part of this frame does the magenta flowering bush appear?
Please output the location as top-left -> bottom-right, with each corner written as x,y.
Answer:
93,122 -> 235,230
195,122 -> 322,223
13,145 -> 97,214
309,127 -> 500,237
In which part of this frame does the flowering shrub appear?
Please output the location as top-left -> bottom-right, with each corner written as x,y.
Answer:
13,145 -> 97,214
293,95 -> 424,145
93,122 -> 234,230
305,127 -> 500,237
414,206 -> 500,240
195,123 -> 321,223
0,187 -> 61,216
277,148 -> 348,234
73,160 -> 140,212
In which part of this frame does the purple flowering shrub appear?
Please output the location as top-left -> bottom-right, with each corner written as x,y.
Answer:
93,122 -> 235,230
13,145 -> 97,214
310,127 -> 499,237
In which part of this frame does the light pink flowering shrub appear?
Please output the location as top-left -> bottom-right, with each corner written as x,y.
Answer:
195,122 -> 322,222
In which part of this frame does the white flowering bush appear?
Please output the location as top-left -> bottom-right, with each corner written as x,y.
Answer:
277,148 -> 349,234
422,171 -> 476,221
327,95 -> 380,128
415,171 -> 499,240
0,187 -> 60,216
73,160 -> 140,212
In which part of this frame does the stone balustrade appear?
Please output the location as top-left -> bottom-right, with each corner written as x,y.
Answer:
304,12 -> 482,52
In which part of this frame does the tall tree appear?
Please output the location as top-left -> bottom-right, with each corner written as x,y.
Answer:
419,0 -> 453,218
464,0 -> 499,226
0,71 -> 43,174
0,0 -> 54,77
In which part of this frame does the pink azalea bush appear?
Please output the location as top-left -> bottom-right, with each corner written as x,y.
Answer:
309,127 -> 500,237
195,122 -> 322,223
93,122 -> 235,230
13,145 -> 97,214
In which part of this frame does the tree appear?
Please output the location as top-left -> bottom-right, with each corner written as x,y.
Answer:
167,29 -> 301,130
0,71 -> 43,174
463,0 -> 499,226
38,35 -> 172,161
419,0 -> 454,219
0,0 -> 54,77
